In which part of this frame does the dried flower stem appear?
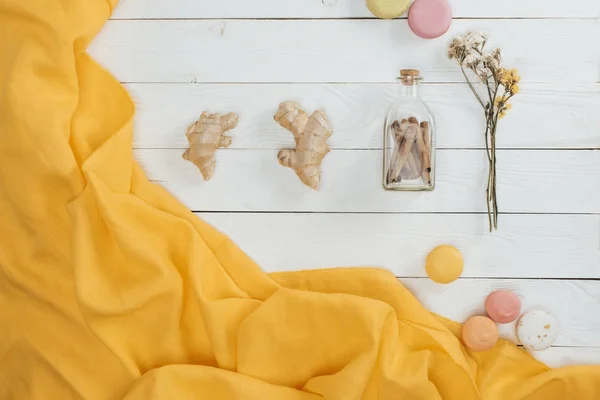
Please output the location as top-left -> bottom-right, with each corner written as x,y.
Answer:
460,71 -> 499,231
460,65 -> 486,110
447,31 -> 520,231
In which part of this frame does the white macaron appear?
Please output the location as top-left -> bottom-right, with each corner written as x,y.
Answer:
516,310 -> 558,351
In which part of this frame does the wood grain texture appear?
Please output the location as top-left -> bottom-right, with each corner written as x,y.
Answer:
196,213 -> 600,278
89,19 -> 600,83
536,347 -> 600,368
127,83 -> 600,150
135,149 -> 600,213
399,278 -> 600,347
111,0 -> 600,19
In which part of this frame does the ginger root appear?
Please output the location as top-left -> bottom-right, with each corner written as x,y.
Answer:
183,112 -> 238,181
274,101 -> 332,190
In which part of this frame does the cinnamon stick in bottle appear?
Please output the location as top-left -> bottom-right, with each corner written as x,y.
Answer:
386,119 -> 406,183
418,121 -> 432,185
402,147 -> 422,180
387,119 -> 419,184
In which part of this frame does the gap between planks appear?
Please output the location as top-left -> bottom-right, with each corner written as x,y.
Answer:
396,277 -> 600,281
187,210 -> 600,215
143,147 -> 600,151
108,17 -> 600,21
120,81 -> 600,85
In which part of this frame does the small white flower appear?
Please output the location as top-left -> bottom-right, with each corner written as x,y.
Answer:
491,48 -> 501,62
478,69 -> 490,81
482,53 -> 499,70
447,36 -> 467,60
464,31 -> 488,47
452,36 -> 466,45
462,51 -> 481,67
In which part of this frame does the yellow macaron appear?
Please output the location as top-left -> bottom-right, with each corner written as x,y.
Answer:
366,0 -> 411,19
425,245 -> 464,284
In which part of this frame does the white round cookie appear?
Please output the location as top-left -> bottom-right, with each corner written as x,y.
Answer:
516,310 -> 558,351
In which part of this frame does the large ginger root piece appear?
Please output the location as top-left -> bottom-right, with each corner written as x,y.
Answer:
274,102 -> 333,190
183,112 -> 238,181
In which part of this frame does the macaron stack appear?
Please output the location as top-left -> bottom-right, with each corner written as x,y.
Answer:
461,290 -> 522,352
462,290 -> 559,353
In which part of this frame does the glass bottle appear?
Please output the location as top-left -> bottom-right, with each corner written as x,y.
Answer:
383,69 -> 436,191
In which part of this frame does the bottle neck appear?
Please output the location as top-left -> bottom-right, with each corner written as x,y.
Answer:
398,80 -> 420,97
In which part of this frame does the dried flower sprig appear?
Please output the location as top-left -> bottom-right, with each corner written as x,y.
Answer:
448,32 -> 520,232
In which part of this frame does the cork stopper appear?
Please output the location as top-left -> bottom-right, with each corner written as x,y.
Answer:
398,69 -> 422,85
400,69 -> 420,77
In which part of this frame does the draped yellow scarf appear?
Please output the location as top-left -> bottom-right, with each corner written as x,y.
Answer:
1,1 -> 599,398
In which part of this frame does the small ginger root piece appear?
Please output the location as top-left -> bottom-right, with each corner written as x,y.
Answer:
183,112 -> 238,181
274,101 -> 332,190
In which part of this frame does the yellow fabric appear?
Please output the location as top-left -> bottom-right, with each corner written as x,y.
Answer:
1,1 -> 599,398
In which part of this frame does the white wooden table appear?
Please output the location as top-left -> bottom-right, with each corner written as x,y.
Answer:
93,0 -> 600,367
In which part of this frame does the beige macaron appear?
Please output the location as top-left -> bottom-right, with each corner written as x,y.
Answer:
461,316 -> 499,352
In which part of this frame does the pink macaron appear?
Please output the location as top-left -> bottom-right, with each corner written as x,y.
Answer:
485,290 -> 522,324
408,0 -> 452,40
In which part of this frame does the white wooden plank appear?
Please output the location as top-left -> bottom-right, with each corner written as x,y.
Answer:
399,278 -> 600,347
197,213 -> 600,278
536,347 -> 600,368
128,83 -> 600,150
111,0 -> 600,19
89,20 -> 600,83
135,149 -> 600,213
